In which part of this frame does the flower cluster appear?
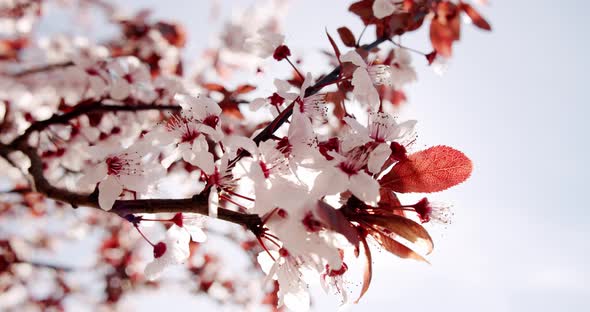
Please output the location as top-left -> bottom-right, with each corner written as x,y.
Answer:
0,0 -> 489,310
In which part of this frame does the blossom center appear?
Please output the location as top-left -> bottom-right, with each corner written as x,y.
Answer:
106,156 -> 124,175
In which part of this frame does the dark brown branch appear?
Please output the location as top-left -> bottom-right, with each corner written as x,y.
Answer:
11,103 -> 181,147
0,141 -> 262,230
6,61 -> 75,78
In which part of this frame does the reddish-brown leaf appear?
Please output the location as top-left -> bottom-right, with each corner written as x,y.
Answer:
349,0 -> 379,25
459,2 -> 492,31
315,201 -> 360,248
360,214 -> 434,254
381,145 -> 472,193
337,27 -> 357,47
429,2 -> 461,57
202,83 -> 226,92
378,188 -> 402,212
325,91 -> 347,121
234,84 -> 257,94
325,30 -> 341,61
367,228 -> 429,263
390,89 -> 406,106
355,233 -> 372,303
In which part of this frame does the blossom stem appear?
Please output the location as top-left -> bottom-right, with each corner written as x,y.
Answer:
285,57 -> 304,81
134,225 -> 156,246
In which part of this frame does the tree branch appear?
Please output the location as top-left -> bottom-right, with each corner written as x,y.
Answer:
0,37 -> 390,234
5,61 -> 75,78
11,102 -> 181,147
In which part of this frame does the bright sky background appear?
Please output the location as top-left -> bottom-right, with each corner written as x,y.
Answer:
34,0 -> 590,311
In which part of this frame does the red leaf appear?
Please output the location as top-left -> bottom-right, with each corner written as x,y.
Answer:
325,30 -> 341,61
367,228 -> 429,263
381,145 -> 472,193
360,214 -> 434,254
315,202 -> 360,249
355,233 -> 372,303
202,83 -> 226,92
429,2 -> 461,57
337,27 -> 357,47
234,84 -> 257,94
349,0 -> 378,25
459,2 -> 492,31
390,89 -> 406,106
425,50 -> 437,65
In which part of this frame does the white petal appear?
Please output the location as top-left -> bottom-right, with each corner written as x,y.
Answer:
223,135 -> 257,159
162,147 -> 181,168
208,188 -> 219,218
343,116 -> 369,136
351,68 -> 374,95
109,79 -> 130,100
340,50 -> 367,68
311,168 -> 349,198
257,251 -> 280,276
368,143 -> 392,173
144,259 -> 165,281
79,162 -> 108,187
187,150 -> 215,175
98,176 -> 123,210
349,171 -> 380,205
250,98 -> 268,111
373,0 -> 397,19
300,72 -> 314,97
192,95 -> 221,121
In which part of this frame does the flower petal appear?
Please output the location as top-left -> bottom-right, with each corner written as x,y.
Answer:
340,50 -> 367,68
349,171 -> 380,205
368,143 -> 392,174
98,176 -> 123,210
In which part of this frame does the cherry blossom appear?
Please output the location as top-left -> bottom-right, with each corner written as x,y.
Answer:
340,50 -> 393,110
312,145 -> 380,205
413,198 -> 454,224
258,249 -> 311,312
144,224 -> 191,280
80,144 -> 163,210
390,48 -> 417,88
107,56 -> 157,102
244,30 -> 285,59
147,94 -> 223,174
343,112 -> 416,173
243,139 -> 308,214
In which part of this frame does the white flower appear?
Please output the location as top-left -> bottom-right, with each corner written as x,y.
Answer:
312,146 -> 380,205
240,139 -> 308,214
373,0 -> 403,19
266,201 -> 343,272
144,225 -> 191,280
244,30 -> 285,58
153,75 -> 187,104
343,112 -> 416,173
175,94 -> 224,141
80,145 -> 162,210
258,249 -> 311,312
107,56 -> 157,102
286,109 -> 324,169
173,213 -> 207,242
390,48 -> 417,88
146,95 -> 223,174
293,73 -> 328,122
340,51 -> 393,111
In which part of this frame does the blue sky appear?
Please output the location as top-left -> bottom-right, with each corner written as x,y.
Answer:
34,0 -> 590,311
